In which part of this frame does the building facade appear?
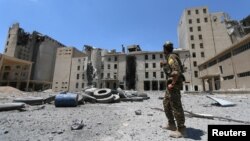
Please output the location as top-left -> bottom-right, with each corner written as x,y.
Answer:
101,48 -> 190,91
0,54 -> 32,91
178,6 -> 233,91
52,47 -> 86,92
199,34 -> 250,91
4,23 -> 64,90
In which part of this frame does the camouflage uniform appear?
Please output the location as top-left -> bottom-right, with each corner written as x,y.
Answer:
162,53 -> 185,129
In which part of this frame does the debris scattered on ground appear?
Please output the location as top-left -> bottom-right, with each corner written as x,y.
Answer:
0,86 -> 22,94
71,120 -> 85,130
0,102 -> 25,111
150,107 -> 250,124
206,95 -> 236,107
13,97 -> 44,105
135,110 -> 142,115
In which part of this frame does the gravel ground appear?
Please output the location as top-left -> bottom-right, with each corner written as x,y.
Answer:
0,91 -> 250,141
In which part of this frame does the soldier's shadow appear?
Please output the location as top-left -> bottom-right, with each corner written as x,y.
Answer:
186,127 -> 205,140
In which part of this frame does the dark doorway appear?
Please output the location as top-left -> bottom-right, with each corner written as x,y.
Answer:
214,76 -> 221,90
144,81 -> 150,91
159,81 -> 166,90
20,82 -> 27,91
152,81 -> 158,90
194,85 -> 198,91
106,82 -> 110,89
185,85 -> 189,91
113,83 -> 117,89
126,55 -> 136,90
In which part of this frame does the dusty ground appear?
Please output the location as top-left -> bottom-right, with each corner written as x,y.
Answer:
0,90 -> 250,141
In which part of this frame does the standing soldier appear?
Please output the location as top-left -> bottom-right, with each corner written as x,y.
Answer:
160,41 -> 186,138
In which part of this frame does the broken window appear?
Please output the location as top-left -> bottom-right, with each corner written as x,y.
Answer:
114,56 -> 117,61
197,18 -> 200,23
191,44 -> 195,49
219,66 -> 223,74
77,74 -> 79,79
200,43 -> 203,48
82,74 -> 84,79
201,52 -> 205,57
82,83 -> 84,88
187,10 -> 191,15
198,26 -> 201,31
153,72 -> 156,78
108,64 -> 110,69
145,55 -> 148,60
193,61 -> 197,67
192,52 -> 196,58
145,72 -> 149,78
195,9 -> 199,14
189,19 -> 192,24
190,35 -> 194,40
107,73 -> 110,78
77,66 -> 80,70
204,17 -> 208,22
203,8 -> 207,14
114,64 -> 117,69
145,63 -> 148,68
76,83 -> 79,88
161,72 -> 164,78
101,63 -> 104,69
194,71 -> 198,78
199,34 -> 202,40
153,63 -> 156,68
189,27 -> 193,32
152,54 -> 155,59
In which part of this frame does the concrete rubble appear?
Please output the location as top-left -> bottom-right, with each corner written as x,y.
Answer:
0,86 -> 250,141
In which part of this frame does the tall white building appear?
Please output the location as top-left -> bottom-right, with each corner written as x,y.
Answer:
178,6 -> 233,91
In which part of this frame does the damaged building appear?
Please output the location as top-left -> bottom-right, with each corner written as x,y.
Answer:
3,7 -> 250,92
199,34 -> 250,91
0,54 -> 32,91
52,47 -> 87,92
3,23 -> 65,91
52,44 -> 190,92
178,7 -> 236,91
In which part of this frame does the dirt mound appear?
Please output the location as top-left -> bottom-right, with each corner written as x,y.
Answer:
0,86 -> 21,93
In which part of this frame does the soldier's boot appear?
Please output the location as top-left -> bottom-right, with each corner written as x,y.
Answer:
169,127 -> 187,138
162,123 -> 177,131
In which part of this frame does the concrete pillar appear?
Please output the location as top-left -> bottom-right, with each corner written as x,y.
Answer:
211,77 -> 215,91
26,63 -> 32,91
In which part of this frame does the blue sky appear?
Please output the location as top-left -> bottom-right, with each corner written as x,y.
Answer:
0,0 -> 249,52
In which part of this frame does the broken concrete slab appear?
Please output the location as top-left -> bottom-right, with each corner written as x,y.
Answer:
0,102 -> 25,111
13,97 -> 44,105
206,95 -> 236,107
